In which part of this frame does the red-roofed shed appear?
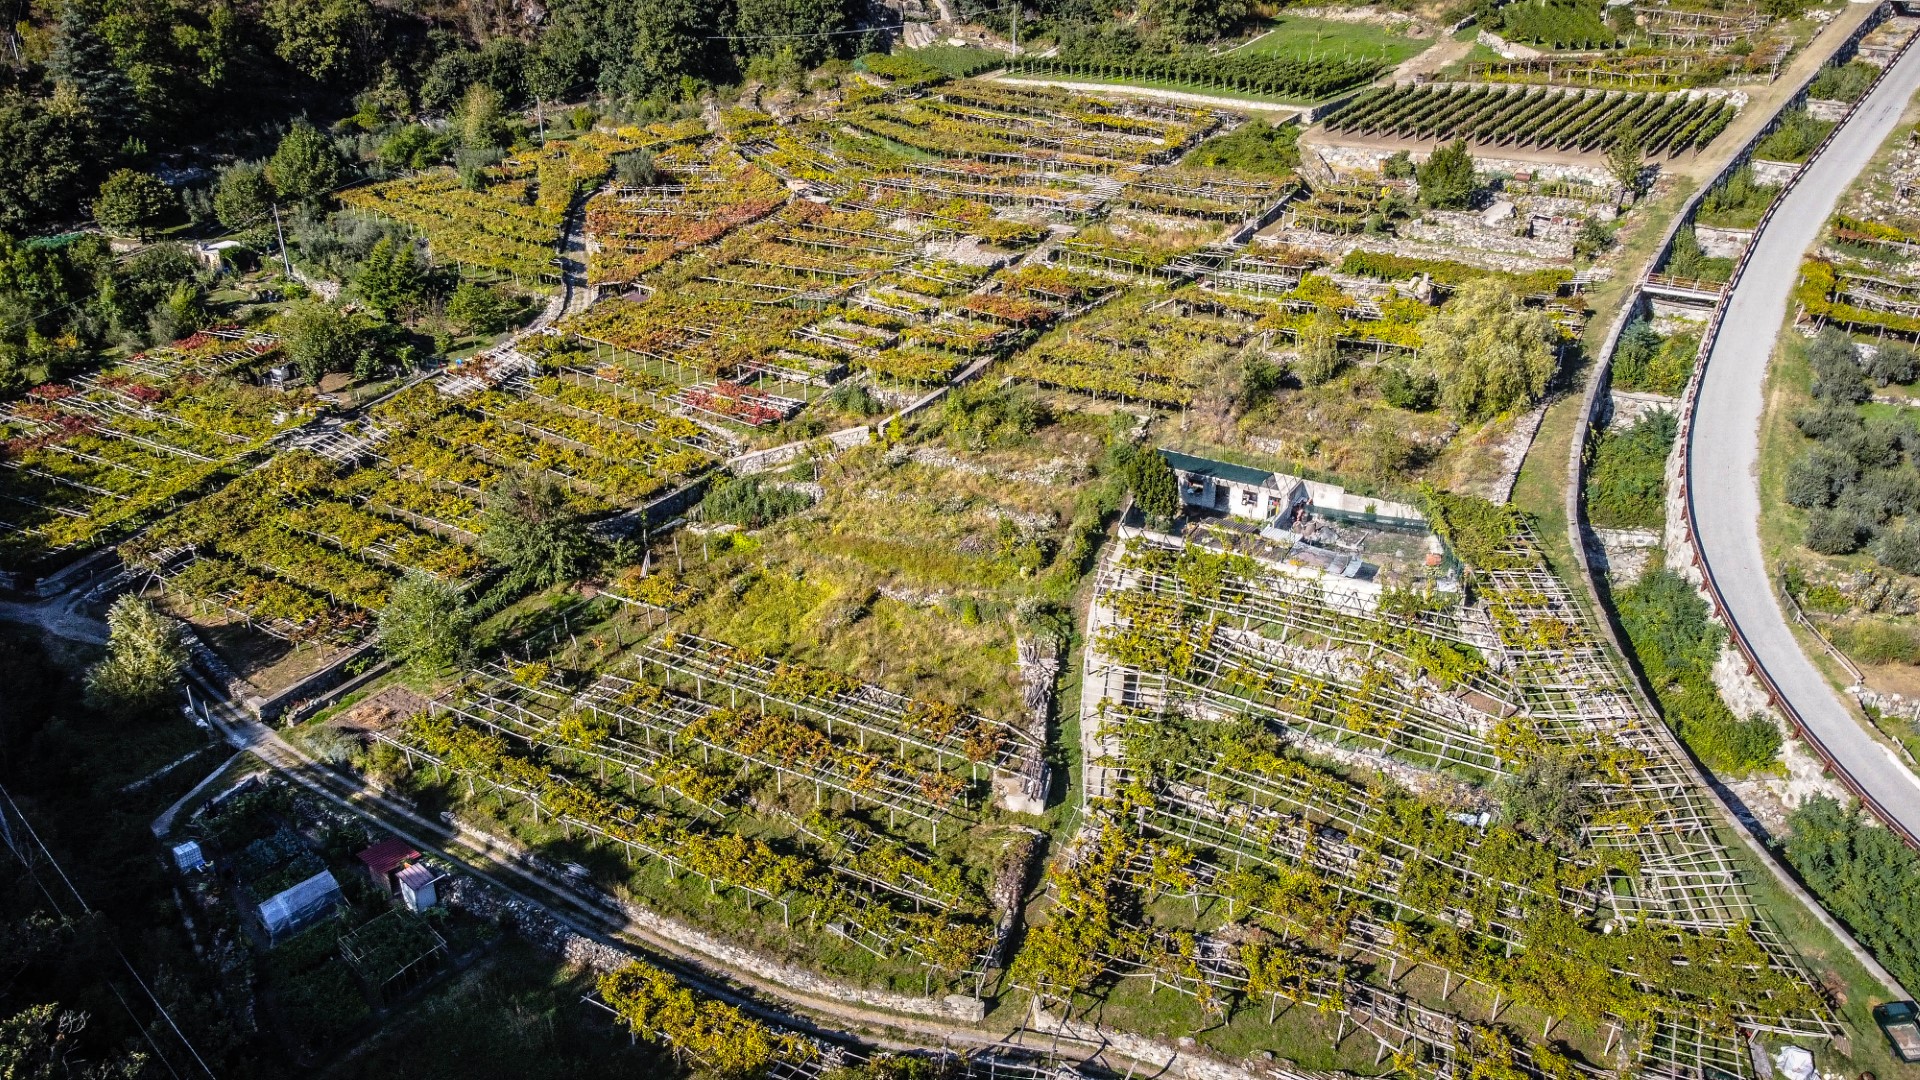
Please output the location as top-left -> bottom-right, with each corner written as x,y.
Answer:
356,838 -> 420,894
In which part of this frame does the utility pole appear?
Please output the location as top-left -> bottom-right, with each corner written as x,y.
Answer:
1011,0 -> 1019,58
272,202 -> 293,280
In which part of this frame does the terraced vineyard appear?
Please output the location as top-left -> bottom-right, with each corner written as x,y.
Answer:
343,123 -> 705,286
0,339 -> 308,576
1326,84 -> 1737,156
1004,52 -> 1388,102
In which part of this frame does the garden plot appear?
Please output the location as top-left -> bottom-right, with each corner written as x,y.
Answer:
119,449 -> 482,645
1321,84 -> 1736,158
0,354 -> 310,577
119,371 -> 710,661
1023,498 -> 1836,1079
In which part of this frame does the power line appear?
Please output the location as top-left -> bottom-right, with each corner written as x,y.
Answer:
0,782 -> 219,1080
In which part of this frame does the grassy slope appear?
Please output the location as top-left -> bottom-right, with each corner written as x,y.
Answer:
1235,15 -> 1434,67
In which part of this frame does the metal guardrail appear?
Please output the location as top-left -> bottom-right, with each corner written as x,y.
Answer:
1675,21 -> 1920,852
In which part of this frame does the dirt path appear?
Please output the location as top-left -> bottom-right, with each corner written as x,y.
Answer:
1393,33 -> 1471,82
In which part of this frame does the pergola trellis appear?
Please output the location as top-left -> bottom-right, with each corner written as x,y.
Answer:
1076,528 -> 1839,1080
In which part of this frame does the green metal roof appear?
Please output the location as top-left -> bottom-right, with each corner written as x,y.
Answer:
1158,449 -> 1278,489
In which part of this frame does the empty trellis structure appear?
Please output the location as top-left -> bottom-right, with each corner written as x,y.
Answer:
371,708 -> 992,969
631,633 -> 1047,814
1083,522 -> 1841,1078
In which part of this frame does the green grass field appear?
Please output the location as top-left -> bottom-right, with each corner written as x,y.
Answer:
1233,15 -> 1432,67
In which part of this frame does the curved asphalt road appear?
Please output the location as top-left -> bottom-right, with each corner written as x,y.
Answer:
1690,41 -> 1920,843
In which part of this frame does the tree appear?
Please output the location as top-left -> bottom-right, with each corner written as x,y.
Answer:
1500,751 -> 1591,853
1414,278 -> 1557,420
261,0 -> 376,82
446,281 -> 511,334
213,163 -> 274,231
2,1002 -> 146,1080
378,572 -> 474,677
84,595 -> 189,717
354,236 -> 426,317
1146,0 -> 1247,43
456,83 -> 509,151
479,471 -> 591,591
1607,125 -> 1644,195
279,301 -> 361,381
92,169 -> 175,239
1807,327 -> 1867,405
1293,307 -> 1342,386
1804,508 -> 1867,554
267,122 -> 346,203
734,0 -> 855,66
1127,450 -> 1181,526
1417,138 -> 1477,210
615,150 -> 659,187
0,95 -> 95,232
49,3 -> 138,144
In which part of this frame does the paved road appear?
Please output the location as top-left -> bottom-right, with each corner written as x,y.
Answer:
1689,41 -> 1920,844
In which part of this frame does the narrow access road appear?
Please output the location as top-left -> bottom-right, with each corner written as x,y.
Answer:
1689,41 -> 1920,844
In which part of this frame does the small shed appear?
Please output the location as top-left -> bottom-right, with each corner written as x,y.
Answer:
356,838 -> 420,895
170,840 -> 207,873
395,862 -> 437,913
190,240 -> 244,271
258,870 -> 343,942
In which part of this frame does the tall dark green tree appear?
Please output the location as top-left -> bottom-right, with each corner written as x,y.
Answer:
479,471 -> 591,592
1417,138 -> 1478,210
213,162 -> 274,231
49,2 -> 139,145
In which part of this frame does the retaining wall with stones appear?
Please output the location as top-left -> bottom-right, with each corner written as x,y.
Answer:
1694,224 -> 1756,259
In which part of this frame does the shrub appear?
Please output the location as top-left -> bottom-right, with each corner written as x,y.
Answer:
1753,108 -> 1834,164
703,476 -> 812,528
1183,120 -> 1300,176
1807,60 -> 1878,104
1418,138 -> 1477,210
1695,165 -> 1780,230
1807,327 -> 1867,404
1831,619 -> 1920,664
1616,568 -> 1780,773
1129,450 -> 1181,525
942,384 -> 1046,449
1379,364 -> 1437,410
1804,508 -> 1868,554
1867,341 -> 1918,386
1785,446 -> 1858,508
1872,522 -> 1920,574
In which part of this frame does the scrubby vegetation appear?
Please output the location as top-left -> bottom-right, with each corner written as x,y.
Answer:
1617,567 -> 1782,774
1783,795 -> 1920,994
1587,410 -> 1675,529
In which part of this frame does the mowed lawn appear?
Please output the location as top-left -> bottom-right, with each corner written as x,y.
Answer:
1234,14 -> 1432,66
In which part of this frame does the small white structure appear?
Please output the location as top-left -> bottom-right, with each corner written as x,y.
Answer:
1164,449 -> 1308,521
258,870 -> 344,942
171,840 -> 207,873
190,240 -> 244,271
1159,450 -> 1426,527
395,862 -> 437,913
1773,1046 -> 1816,1080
